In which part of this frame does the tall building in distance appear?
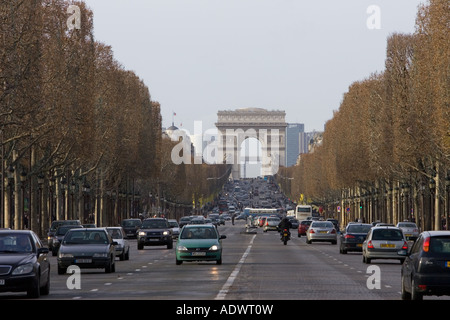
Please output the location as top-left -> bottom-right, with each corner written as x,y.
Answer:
286,123 -> 305,167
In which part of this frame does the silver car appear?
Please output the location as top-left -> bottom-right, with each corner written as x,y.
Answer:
263,217 -> 281,232
306,221 -> 337,244
362,226 -> 408,264
396,222 -> 419,241
106,227 -> 130,261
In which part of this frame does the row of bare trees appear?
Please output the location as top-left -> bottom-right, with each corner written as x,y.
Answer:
278,0 -> 449,231
0,0 -> 229,236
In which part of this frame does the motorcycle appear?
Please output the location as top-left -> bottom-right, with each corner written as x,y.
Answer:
281,228 -> 290,245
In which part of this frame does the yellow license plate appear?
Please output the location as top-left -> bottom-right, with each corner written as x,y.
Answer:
380,244 -> 395,248
319,231 -> 328,233
446,261 -> 450,268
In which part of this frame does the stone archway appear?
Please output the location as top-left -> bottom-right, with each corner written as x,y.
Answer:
215,108 -> 287,179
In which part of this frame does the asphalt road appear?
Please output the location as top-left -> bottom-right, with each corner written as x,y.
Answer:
1,220 -> 448,301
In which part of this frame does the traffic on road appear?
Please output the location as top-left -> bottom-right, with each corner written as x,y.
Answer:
0,178 -> 449,301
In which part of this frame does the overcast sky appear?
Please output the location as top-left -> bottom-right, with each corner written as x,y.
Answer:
83,0 -> 425,134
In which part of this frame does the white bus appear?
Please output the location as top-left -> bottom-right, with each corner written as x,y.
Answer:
295,205 -> 312,221
244,208 -> 278,217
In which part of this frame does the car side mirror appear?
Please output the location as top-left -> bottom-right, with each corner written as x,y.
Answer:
220,235 -> 227,240
38,247 -> 49,255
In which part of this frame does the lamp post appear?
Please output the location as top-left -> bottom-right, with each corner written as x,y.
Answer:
20,169 -> 27,229
6,165 -> 14,229
429,178 -> 436,230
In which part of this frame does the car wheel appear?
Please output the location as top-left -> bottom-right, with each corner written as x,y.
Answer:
411,279 -> 423,301
167,242 -> 173,249
176,258 -> 183,265
40,270 -> 51,296
216,257 -> 222,265
57,265 -> 66,275
125,248 -> 130,260
401,275 -> 411,300
137,243 -> 144,250
27,274 -> 40,299
105,257 -> 113,273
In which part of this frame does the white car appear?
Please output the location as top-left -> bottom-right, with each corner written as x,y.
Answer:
168,219 -> 180,239
396,222 -> 419,241
106,227 -> 130,261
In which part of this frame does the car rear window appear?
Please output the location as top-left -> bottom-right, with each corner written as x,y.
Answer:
430,237 -> 450,254
372,229 -> 403,241
347,225 -> 372,233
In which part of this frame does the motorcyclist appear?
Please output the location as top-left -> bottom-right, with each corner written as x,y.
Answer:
278,217 -> 292,239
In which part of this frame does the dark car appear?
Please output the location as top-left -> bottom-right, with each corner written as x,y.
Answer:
400,231 -> 450,300
179,216 -> 192,228
51,225 -> 83,256
120,219 -> 142,238
47,220 -> 81,252
137,218 -> 173,250
0,230 -> 50,298
57,228 -> 117,274
339,223 -> 372,254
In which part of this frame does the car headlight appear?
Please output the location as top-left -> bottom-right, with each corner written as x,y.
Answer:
177,246 -> 188,252
12,263 -> 34,275
138,231 -> 146,236
93,253 -> 108,258
59,253 -> 74,258
163,231 -> 170,236
209,245 -> 219,251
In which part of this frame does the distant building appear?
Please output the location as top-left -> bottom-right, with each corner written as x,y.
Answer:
286,123 -> 305,167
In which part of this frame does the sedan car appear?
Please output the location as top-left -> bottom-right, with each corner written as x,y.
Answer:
362,226 -> 408,264
306,221 -> 337,244
168,219 -> 180,239
175,225 -> 226,265
57,228 -> 117,274
0,230 -> 50,298
339,223 -> 372,254
396,222 -> 420,241
106,227 -> 130,261
400,231 -> 450,300
47,219 -> 81,252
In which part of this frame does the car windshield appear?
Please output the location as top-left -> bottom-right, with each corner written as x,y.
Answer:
430,237 -> 450,254
107,229 -> 123,239
64,230 -> 109,245
372,229 -> 403,241
180,227 -> 217,240
0,234 -> 33,253
142,220 -> 168,229
347,225 -> 372,233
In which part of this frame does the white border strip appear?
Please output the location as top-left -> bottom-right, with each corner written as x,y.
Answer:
215,234 -> 256,300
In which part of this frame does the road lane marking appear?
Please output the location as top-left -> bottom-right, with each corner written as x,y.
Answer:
215,234 -> 256,300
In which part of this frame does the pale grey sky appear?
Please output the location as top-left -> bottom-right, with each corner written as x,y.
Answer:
83,0 -> 425,134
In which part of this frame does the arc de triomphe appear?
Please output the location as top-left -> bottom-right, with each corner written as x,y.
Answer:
215,108 -> 287,179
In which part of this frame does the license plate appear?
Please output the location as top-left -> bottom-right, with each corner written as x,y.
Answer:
380,244 -> 395,248
405,234 -> 412,237
319,231 -> 328,234
76,259 -> 92,263
357,244 -> 363,247
0,279 -> 4,285
191,252 -> 206,256
446,261 -> 450,268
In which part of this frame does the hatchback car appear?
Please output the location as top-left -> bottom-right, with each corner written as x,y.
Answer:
400,231 -> 450,300
57,228 -> 117,274
263,217 -> 280,232
362,226 -> 408,264
175,225 -> 226,265
306,221 -> 337,244
0,230 -> 50,298
298,220 -> 312,237
339,223 -> 372,254
106,227 -> 130,261
396,222 -> 420,241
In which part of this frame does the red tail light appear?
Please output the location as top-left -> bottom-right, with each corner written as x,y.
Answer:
367,240 -> 374,249
402,241 -> 408,250
331,229 -> 336,234
423,237 -> 430,252
309,229 -> 315,234
345,234 -> 355,239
